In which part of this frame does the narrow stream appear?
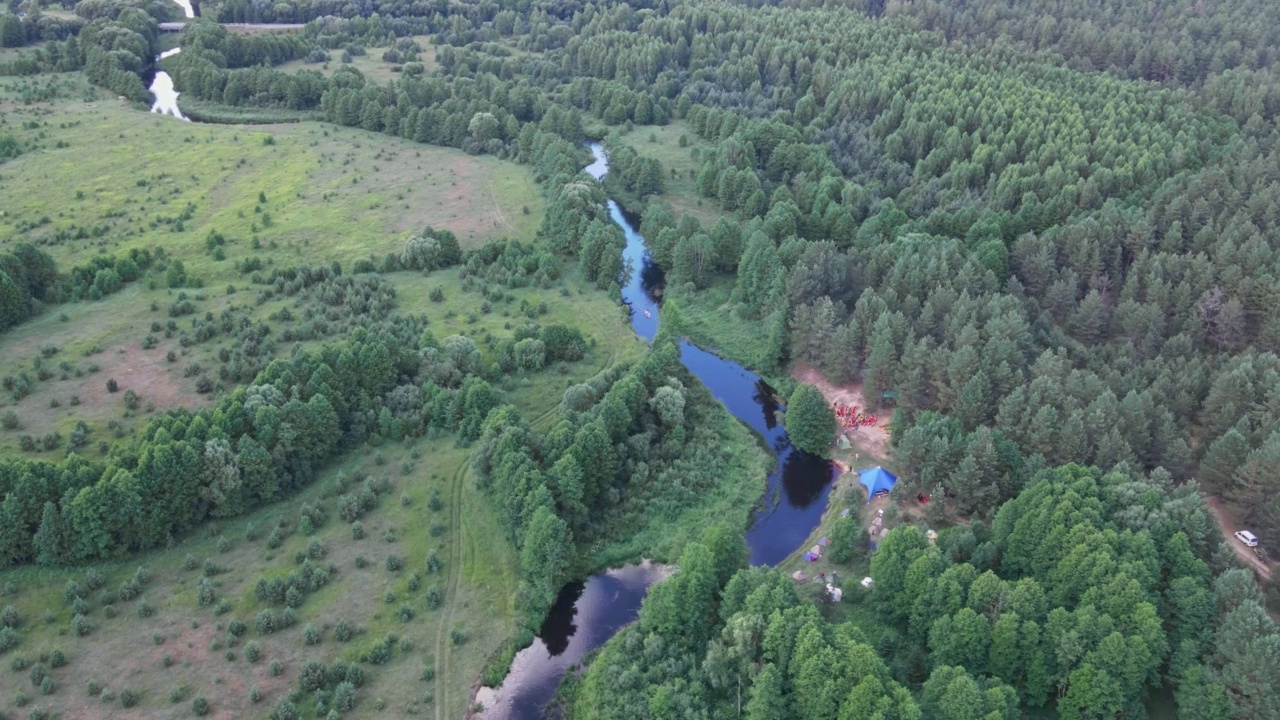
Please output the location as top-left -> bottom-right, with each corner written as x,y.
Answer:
474,144 -> 836,718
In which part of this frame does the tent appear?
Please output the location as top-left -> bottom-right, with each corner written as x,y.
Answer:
792,570 -> 808,582
858,466 -> 898,502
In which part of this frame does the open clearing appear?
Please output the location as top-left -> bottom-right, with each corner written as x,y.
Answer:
0,98 -> 546,454
623,121 -> 727,229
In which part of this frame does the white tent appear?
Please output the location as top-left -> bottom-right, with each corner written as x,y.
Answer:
826,584 -> 843,602
860,576 -> 874,589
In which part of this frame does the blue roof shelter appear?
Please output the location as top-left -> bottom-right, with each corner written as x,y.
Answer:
858,466 -> 897,502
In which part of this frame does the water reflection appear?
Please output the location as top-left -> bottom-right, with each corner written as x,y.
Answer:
476,143 -> 835,717
474,562 -> 671,719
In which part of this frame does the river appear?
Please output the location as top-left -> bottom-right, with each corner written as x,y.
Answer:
149,47 -> 188,120
474,143 -> 836,718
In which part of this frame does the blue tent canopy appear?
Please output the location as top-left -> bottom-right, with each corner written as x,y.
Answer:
859,466 -> 897,502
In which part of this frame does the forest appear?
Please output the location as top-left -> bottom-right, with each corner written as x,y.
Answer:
0,0 -> 1279,716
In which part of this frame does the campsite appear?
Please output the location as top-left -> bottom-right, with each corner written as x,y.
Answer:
1,0 -> 1280,718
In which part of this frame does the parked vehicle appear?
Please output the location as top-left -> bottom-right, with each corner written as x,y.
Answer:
1234,530 -> 1259,547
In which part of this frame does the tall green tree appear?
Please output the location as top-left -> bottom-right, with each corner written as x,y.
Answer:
785,384 -> 836,455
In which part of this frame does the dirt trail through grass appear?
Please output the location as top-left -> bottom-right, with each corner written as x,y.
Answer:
434,459 -> 469,719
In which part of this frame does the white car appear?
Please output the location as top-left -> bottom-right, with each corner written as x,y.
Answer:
1235,530 -> 1259,548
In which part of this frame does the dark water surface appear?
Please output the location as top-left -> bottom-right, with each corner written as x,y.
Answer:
476,144 -> 834,718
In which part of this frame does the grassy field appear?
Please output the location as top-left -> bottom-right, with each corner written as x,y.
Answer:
618,121 -> 726,229
0,96 -> 546,454
275,41 -> 438,86
0,80 -> 665,718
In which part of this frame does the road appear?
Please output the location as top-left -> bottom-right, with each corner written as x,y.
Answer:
1207,496 -> 1273,581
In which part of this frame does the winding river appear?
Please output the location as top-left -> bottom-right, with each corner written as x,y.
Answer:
474,144 -> 836,718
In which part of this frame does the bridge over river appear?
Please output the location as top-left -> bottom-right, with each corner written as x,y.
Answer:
158,22 -> 305,33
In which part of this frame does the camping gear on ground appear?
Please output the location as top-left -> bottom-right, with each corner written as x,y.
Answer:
792,570 -> 808,581
860,577 -> 874,588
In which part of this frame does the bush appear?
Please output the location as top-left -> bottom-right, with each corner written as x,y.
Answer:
450,628 -> 467,646
303,623 -> 320,646
86,679 -> 102,696
386,555 -> 402,572
39,675 -> 55,695
244,642 -> 260,663
137,598 -> 154,618
193,696 -> 210,715
120,688 -> 139,708
48,650 -> 65,669
269,660 -> 283,677
299,660 -> 328,691
425,587 -> 443,610
197,579 -> 216,606
106,378 -> 118,393
350,521 -> 364,540
71,614 -> 90,637
333,621 -> 352,643
1,605 -> 19,628
249,685 -> 262,703
398,605 -> 414,622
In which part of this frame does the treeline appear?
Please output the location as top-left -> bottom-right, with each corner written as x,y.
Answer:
0,9 -> 83,49
166,20 -> 320,109
471,334 -> 760,621
11,0 -> 164,100
0,308 -> 588,566
568,464 -> 1279,719
0,244 -> 58,333
875,0 -> 1280,123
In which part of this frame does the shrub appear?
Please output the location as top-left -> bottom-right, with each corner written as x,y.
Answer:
182,554 -> 197,571
249,686 -> 262,703
270,698 -> 298,720
255,610 -> 276,635
426,552 -> 443,574
197,579 -> 216,606
333,621 -> 352,642
122,389 -> 140,410
216,535 -> 231,553
29,662 -> 46,686
1,412 -> 20,430
168,686 -> 185,703
193,696 -> 209,715
1,606 -> 19,628
137,598 -> 154,618
386,555 -> 402,572
39,675 -> 55,695
425,587 -> 443,610
119,688 -> 139,708
106,378 -> 118,393
86,679 -> 102,696
334,681 -> 356,711
306,539 -> 326,560
450,628 -> 467,646
71,614 -> 91,637
398,605 -> 414,622
303,623 -> 320,646
10,654 -> 26,671
244,642 -> 260,663
48,650 -> 65,669
350,521 -> 364,540
299,660 -> 328,691
269,660 -> 283,677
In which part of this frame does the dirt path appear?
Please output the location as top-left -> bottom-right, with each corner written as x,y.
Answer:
488,180 -> 516,234
435,460 -> 468,719
791,363 -> 891,459
1206,496 -> 1273,581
